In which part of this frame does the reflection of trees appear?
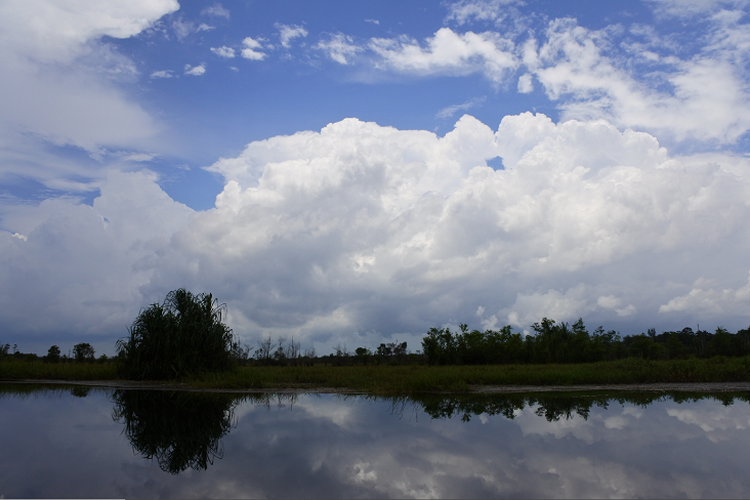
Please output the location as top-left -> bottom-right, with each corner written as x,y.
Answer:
252,392 -> 299,411
111,390 -> 239,474
69,386 -> 91,398
380,392 -> 750,423
111,390 -> 299,475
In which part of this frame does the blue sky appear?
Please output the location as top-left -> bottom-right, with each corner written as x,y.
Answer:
1,0 -> 750,355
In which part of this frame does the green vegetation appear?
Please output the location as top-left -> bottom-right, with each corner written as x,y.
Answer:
116,289 -> 237,380
0,359 -> 118,380
2,357 -> 750,393
186,356 -> 750,394
421,319 -> 750,365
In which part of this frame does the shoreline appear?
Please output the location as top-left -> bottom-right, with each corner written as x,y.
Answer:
4,379 -> 750,395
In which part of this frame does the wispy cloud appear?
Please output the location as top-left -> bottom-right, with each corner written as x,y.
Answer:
276,23 -> 308,48
202,3 -> 230,19
316,33 -> 363,64
436,96 -> 487,118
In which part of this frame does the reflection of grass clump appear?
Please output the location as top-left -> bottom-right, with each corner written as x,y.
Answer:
110,390 -> 298,474
111,390 -> 237,474
116,289 -> 236,380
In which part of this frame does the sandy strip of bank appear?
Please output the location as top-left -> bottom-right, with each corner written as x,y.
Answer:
4,379 -> 750,394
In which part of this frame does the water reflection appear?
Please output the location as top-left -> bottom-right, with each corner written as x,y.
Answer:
387,391 -> 750,423
110,390 -> 299,474
2,384 -> 750,498
111,390 -> 235,474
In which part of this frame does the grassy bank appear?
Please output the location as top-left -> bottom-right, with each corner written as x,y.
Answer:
3,356 -> 750,393
0,360 -> 118,381
191,356 -> 750,393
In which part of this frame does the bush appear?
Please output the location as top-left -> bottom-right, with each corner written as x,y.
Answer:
117,289 -> 236,380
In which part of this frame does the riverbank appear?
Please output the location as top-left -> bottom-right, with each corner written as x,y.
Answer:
4,378 -> 750,395
3,356 -> 750,394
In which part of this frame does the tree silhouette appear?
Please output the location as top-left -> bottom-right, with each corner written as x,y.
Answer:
111,389 -> 238,474
117,289 -> 236,379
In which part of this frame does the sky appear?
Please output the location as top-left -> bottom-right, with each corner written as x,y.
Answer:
1,0 -> 750,356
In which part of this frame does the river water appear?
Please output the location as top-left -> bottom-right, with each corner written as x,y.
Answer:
1,383 -> 749,498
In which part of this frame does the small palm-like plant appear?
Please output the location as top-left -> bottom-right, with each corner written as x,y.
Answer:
117,289 -> 236,380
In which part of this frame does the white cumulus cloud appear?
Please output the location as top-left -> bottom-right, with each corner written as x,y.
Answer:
211,46 -> 236,58
241,37 -> 267,60
173,114 -> 750,345
527,17 -> 750,144
0,171 -> 193,348
184,63 -> 206,76
3,112 -> 750,350
369,27 -> 518,81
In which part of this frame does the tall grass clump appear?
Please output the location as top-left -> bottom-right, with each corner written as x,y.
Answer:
116,289 -> 236,380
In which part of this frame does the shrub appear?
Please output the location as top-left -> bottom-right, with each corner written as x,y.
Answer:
116,289 -> 236,380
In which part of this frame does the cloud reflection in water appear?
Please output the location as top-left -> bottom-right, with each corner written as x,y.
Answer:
0,385 -> 749,498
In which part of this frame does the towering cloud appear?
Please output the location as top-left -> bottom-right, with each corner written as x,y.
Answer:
150,114 -> 749,346
3,112 -> 749,351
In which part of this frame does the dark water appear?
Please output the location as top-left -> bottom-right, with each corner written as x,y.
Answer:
1,384 -> 750,498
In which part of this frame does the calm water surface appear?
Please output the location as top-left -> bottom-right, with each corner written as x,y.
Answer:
1,383 -> 749,498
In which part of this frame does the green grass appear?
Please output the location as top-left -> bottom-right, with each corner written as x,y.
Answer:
189,356 -> 750,394
3,356 -> 750,394
0,360 -> 118,381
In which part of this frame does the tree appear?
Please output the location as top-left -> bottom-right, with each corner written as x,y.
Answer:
73,343 -> 95,362
116,289 -> 236,380
422,327 -> 459,365
232,342 -> 253,366
355,347 -> 372,365
255,335 -> 273,365
285,336 -> 301,364
46,345 -> 61,363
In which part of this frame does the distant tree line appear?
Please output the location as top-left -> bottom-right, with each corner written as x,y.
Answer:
3,299 -> 750,373
238,336 -> 414,367
421,318 -> 750,365
0,342 -> 102,363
